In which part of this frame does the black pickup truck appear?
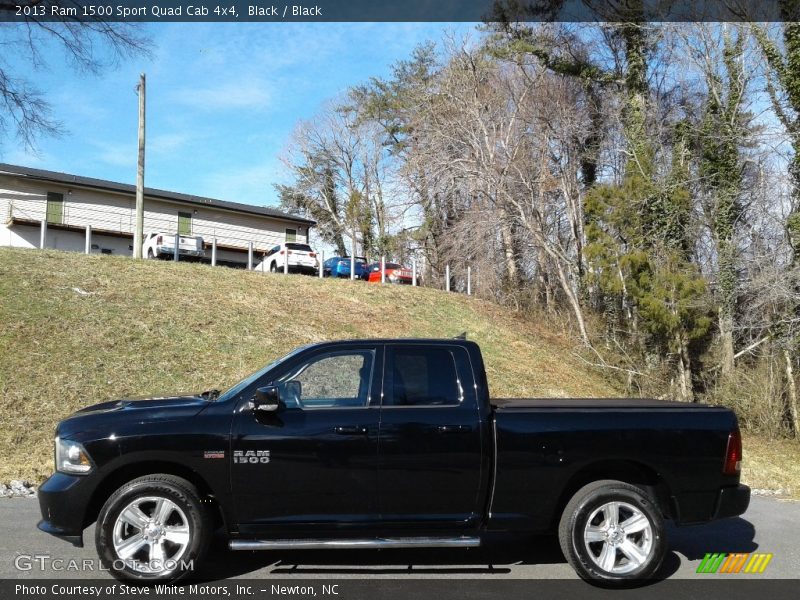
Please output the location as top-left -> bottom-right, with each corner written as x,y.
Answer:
38,338 -> 749,585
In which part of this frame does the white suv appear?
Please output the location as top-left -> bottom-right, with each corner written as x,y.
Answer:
255,242 -> 318,274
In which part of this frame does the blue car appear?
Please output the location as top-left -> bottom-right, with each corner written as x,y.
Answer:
323,256 -> 369,279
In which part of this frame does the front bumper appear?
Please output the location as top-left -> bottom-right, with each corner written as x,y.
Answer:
37,472 -> 95,548
714,484 -> 751,520
37,520 -> 83,547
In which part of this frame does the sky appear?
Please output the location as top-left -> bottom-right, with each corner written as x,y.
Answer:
4,22 -> 476,210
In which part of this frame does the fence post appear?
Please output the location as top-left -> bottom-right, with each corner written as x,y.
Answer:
381,256 -> 386,284
283,249 -> 288,274
350,254 -> 355,281
445,264 -> 451,292
319,250 -> 324,279
412,257 -> 417,287
40,219 -> 46,249
467,266 -> 471,296
85,225 -> 91,255
173,233 -> 179,262
248,241 -> 253,270
211,237 -> 217,266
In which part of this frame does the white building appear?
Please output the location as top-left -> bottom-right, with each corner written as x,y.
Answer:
0,163 -> 315,267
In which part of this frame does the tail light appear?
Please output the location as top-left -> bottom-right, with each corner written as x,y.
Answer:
723,428 -> 742,475
156,235 -> 162,244
279,250 -> 284,255
309,253 -> 316,258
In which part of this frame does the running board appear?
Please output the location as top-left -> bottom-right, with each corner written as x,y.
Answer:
229,536 -> 481,551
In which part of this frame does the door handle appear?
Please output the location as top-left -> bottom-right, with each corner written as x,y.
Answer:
437,425 -> 468,434
334,425 -> 368,435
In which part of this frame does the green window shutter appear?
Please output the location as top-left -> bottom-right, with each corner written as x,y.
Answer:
285,228 -> 297,242
46,192 -> 64,225
178,212 -> 192,235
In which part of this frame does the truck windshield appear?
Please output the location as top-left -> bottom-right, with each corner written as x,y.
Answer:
217,345 -> 311,402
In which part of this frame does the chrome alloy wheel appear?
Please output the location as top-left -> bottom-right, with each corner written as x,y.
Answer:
583,501 -> 654,574
112,496 -> 191,574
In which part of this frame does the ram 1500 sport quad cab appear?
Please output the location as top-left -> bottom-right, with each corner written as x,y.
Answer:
38,339 -> 749,584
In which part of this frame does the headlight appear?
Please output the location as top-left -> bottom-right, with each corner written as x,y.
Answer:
55,437 -> 93,475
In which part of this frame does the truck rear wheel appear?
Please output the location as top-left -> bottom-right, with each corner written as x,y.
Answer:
95,474 -> 210,583
558,480 -> 666,585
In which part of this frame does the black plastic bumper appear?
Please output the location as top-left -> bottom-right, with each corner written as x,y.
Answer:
37,519 -> 83,547
714,484 -> 751,520
37,472 -> 93,548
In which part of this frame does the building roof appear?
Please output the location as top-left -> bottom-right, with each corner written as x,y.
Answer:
0,163 -> 315,226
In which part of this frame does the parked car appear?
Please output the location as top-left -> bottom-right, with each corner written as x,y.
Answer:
255,242 -> 318,275
38,338 -> 748,585
142,232 -> 205,260
366,262 -> 413,284
323,256 -> 369,279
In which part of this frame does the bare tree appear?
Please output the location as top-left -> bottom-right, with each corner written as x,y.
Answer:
278,98 -> 396,260
0,0 -> 151,151
404,39 -> 591,340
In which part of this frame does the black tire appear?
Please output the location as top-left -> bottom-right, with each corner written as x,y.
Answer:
558,480 -> 666,586
95,474 -> 210,583
269,261 -> 278,273
147,249 -> 155,259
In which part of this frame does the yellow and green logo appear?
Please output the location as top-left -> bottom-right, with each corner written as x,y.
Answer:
697,553 -> 773,574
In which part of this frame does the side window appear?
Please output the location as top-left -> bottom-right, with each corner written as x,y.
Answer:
276,350 -> 374,409
386,346 -> 462,407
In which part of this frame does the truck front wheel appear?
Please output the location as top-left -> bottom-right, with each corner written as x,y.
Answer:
95,474 -> 210,582
558,480 -> 666,585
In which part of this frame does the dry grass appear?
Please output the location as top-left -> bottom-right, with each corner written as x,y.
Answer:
0,248 -> 617,483
2,248 -> 797,497
741,433 -> 800,497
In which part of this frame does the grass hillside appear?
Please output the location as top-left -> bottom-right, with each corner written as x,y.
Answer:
0,247 -> 617,484
0,247 -> 796,499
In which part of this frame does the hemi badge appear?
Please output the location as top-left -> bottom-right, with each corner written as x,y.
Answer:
203,450 -> 225,459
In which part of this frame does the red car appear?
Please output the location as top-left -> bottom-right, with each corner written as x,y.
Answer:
366,262 -> 413,284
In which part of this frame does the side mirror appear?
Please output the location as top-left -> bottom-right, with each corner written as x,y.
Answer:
253,386 -> 280,412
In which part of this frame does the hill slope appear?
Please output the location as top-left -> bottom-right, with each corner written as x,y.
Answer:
0,248 -> 617,483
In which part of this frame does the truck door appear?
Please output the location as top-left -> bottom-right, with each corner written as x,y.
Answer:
231,345 -> 381,532
377,344 -> 484,527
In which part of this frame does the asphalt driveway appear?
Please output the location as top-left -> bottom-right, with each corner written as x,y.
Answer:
0,496 -> 797,581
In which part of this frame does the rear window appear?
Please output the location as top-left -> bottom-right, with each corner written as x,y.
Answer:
385,263 -> 402,269
286,243 -> 312,252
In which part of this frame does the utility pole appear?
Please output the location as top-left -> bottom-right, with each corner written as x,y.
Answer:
350,227 -> 356,281
133,73 -> 146,259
